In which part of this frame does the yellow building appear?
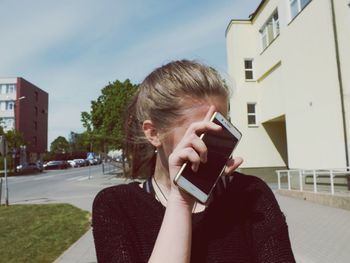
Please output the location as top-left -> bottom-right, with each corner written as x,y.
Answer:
226,0 -> 349,174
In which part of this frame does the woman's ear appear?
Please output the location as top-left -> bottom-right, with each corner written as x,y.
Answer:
143,120 -> 161,147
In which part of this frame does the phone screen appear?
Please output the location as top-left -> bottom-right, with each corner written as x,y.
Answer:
179,117 -> 239,195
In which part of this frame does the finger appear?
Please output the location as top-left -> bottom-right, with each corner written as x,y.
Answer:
185,121 -> 221,137
185,148 -> 201,172
170,147 -> 201,170
175,134 -> 208,163
203,105 -> 216,122
177,121 -> 221,150
191,162 -> 199,173
224,157 -> 244,175
191,135 -> 208,163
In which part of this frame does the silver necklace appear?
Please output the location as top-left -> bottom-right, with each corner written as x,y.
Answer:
152,176 -> 197,212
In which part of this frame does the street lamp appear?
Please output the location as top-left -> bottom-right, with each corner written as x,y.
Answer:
1,91 -> 27,205
13,96 -> 26,172
2,95 -> 26,206
13,96 -> 26,130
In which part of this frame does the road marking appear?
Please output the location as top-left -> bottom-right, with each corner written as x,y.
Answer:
77,176 -> 89,181
67,176 -> 84,181
33,175 -> 55,181
9,175 -> 36,181
50,168 -> 100,177
6,166 -> 101,184
66,176 -> 89,182
8,176 -> 42,184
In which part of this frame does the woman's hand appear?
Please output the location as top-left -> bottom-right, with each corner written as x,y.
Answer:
167,106 -> 219,205
224,157 -> 244,175
167,106 -> 243,206
169,106 -> 243,204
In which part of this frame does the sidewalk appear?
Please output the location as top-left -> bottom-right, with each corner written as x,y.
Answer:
54,186 -> 350,263
54,229 -> 96,263
54,175 -> 132,263
276,194 -> 350,263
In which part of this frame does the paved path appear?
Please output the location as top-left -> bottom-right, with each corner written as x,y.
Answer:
54,230 -> 96,263
54,186 -> 350,263
276,194 -> 350,263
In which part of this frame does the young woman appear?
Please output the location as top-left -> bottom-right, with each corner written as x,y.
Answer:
92,60 -> 295,263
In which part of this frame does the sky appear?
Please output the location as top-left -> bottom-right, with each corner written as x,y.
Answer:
0,0 -> 261,148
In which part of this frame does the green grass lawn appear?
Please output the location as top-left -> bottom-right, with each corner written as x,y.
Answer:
0,203 -> 91,263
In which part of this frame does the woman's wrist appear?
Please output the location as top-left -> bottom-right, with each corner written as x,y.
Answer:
168,187 -> 196,210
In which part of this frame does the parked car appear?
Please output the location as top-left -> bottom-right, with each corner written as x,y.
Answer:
43,160 -> 69,170
67,160 -> 78,168
73,159 -> 86,167
16,162 -> 43,174
87,158 -> 100,165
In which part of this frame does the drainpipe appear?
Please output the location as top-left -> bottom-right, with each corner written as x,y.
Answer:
330,0 -> 349,171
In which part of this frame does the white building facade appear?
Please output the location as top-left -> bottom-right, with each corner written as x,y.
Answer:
226,0 -> 350,171
0,77 -> 17,131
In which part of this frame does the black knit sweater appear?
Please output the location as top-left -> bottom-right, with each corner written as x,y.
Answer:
92,172 -> 295,262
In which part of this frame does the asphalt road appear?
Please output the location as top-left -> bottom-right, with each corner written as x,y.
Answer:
1,164 -> 130,211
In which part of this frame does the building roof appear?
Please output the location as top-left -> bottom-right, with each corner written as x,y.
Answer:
249,0 -> 267,20
0,77 -> 17,84
225,0 -> 267,37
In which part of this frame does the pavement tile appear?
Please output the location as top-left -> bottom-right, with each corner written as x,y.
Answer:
54,229 -> 97,263
276,193 -> 350,263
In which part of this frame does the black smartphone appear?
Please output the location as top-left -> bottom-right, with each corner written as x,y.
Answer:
173,112 -> 242,204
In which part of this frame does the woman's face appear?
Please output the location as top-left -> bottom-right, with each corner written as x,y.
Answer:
159,96 -> 228,158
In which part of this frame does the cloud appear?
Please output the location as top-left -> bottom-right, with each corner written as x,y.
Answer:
92,0 -> 258,81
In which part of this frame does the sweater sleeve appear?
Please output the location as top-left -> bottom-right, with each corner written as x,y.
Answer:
249,179 -> 296,263
92,186 -> 138,263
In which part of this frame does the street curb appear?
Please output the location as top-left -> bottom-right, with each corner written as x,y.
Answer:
53,228 -> 94,263
276,189 -> 350,211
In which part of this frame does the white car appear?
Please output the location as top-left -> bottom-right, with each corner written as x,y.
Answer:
67,160 -> 78,168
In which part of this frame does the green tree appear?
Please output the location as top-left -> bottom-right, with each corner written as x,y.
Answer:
0,122 -> 25,152
4,130 -> 25,151
50,136 -> 70,154
0,124 -> 25,173
68,131 -> 90,153
81,79 -> 138,153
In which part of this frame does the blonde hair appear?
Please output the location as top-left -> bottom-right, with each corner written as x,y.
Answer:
124,60 -> 229,178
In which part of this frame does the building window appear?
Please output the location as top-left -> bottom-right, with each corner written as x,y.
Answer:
290,0 -> 311,19
35,91 -> 39,101
0,84 -> 16,94
6,101 -> 14,110
34,106 -> 38,116
0,101 -> 6,111
247,103 -> 257,126
244,59 -> 254,80
34,121 -> 38,130
33,136 -> 37,146
260,10 -> 280,50
7,84 -> 16,94
0,85 -> 7,94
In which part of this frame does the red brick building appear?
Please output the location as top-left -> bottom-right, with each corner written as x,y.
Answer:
0,77 -> 48,162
